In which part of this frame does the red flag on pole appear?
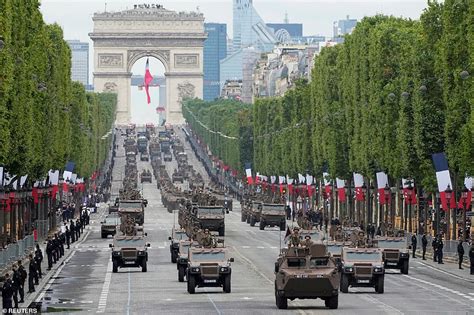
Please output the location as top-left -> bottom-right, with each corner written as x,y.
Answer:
144,58 -> 153,104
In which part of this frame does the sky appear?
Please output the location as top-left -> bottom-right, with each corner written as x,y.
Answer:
39,0 -> 430,124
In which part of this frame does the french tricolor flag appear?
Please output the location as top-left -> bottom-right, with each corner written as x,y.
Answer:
279,176 -> 286,194
336,178 -> 346,202
245,163 -> 253,185
323,172 -> 332,199
306,174 -> 314,196
144,58 -> 153,104
376,172 -> 389,205
353,173 -> 365,201
432,153 -> 455,211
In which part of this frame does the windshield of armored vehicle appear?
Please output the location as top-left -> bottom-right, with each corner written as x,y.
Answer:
191,251 -> 225,262
377,239 -> 406,249
197,208 -> 223,215
174,231 -> 187,240
327,244 -> 343,255
310,257 -> 329,267
104,216 -> 121,225
120,202 -> 142,209
115,238 -> 145,247
261,205 -> 285,214
345,251 -> 381,261
286,258 -> 306,268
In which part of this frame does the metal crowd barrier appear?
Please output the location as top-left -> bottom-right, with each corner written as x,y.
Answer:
0,235 -> 35,270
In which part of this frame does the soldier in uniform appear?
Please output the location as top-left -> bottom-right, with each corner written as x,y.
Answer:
27,254 -> 36,293
17,261 -> 26,303
289,228 -> 301,247
1,273 -> 14,312
303,235 -> 313,248
334,226 -> 343,242
11,265 -> 20,308
356,231 -> 366,248
34,244 -> 43,280
46,237 -> 54,270
201,229 -> 213,247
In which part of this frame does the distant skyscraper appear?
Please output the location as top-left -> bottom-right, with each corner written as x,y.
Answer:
204,23 -> 227,101
333,15 -> 358,38
67,40 -> 89,86
232,0 -> 276,51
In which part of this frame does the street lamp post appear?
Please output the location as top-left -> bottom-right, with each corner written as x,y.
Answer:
361,182 -> 367,229
445,184 -> 452,240
406,182 -> 414,232
435,192 -> 440,236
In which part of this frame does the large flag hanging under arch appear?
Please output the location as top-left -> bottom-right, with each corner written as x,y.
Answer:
144,58 -> 153,104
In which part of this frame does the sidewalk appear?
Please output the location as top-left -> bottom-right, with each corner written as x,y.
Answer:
414,248 -> 473,281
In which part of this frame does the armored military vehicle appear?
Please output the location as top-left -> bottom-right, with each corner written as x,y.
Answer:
176,240 -> 198,282
140,152 -> 150,161
163,152 -> 172,162
186,245 -> 234,294
248,201 -> 262,226
259,203 -> 286,231
274,243 -> 339,309
172,170 -> 184,183
169,228 -> 188,263
373,236 -> 410,274
109,235 -> 150,272
137,136 -> 148,153
326,241 -> 351,268
140,170 -> 152,183
101,214 -> 121,238
193,206 -> 226,236
118,200 -> 145,225
340,247 -> 385,293
126,151 -> 136,164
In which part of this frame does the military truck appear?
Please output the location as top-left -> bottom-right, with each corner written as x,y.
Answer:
176,240 -> 198,282
101,214 -> 121,238
193,206 -> 226,236
140,170 -> 152,183
168,228 -> 188,263
137,136 -> 148,153
274,243 -> 340,309
248,202 -> 262,227
259,203 -> 286,231
109,235 -> 150,272
373,236 -> 410,274
186,246 -> 234,294
126,152 -> 136,164
163,152 -> 172,162
118,200 -> 145,225
340,247 -> 385,294
140,152 -> 150,161
172,170 -> 184,183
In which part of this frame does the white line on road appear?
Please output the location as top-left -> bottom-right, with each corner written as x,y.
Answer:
127,268 -> 132,315
96,260 -> 112,313
415,261 -> 472,282
206,294 -> 222,315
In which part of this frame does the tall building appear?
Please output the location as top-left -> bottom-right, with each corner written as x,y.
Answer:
67,40 -> 89,86
204,23 -> 227,101
333,16 -> 358,38
232,0 -> 276,52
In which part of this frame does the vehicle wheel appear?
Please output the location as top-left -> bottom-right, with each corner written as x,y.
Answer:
325,295 -> 338,309
280,222 -> 286,231
241,214 -> 246,222
178,266 -> 185,282
246,216 -> 250,224
112,261 -> 118,273
223,275 -> 231,293
171,252 -> 177,263
401,260 -> 409,274
142,260 -> 147,272
101,233 -> 107,239
375,276 -> 384,294
259,221 -> 265,230
187,275 -> 196,294
275,290 -> 288,309
250,217 -> 256,227
218,227 -> 225,236
340,274 -> 349,293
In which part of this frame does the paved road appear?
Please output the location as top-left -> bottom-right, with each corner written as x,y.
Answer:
33,132 -> 474,314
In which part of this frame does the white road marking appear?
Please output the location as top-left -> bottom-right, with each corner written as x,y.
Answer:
207,294 -> 221,315
96,260 -> 113,313
127,268 -> 132,315
241,246 -> 250,249
415,261 -> 471,282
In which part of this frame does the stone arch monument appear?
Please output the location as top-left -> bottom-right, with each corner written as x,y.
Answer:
89,5 -> 206,125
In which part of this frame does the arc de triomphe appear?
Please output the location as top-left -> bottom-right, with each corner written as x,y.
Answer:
89,5 -> 206,125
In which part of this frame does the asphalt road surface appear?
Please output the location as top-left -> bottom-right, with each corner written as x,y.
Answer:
34,132 -> 474,315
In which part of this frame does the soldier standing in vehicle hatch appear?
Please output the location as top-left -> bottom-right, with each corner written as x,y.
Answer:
290,228 -> 301,247
303,235 -> 313,248
201,229 -> 213,247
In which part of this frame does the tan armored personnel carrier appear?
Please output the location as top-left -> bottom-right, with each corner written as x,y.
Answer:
340,247 -> 385,293
373,236 -> 410,274
172,169 -> 184,183
274,243 -> 340,309
186,243 -> 234,294
192,206 -> 226,236
140,169 -> 152,183
259,203 -> 286,231
168,228 -> 188,263
100,213 -> 121,238
118,200 -> 146,225
176,240 -> 199,282
109,235 -> 150,273
248,201 -> 262,227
